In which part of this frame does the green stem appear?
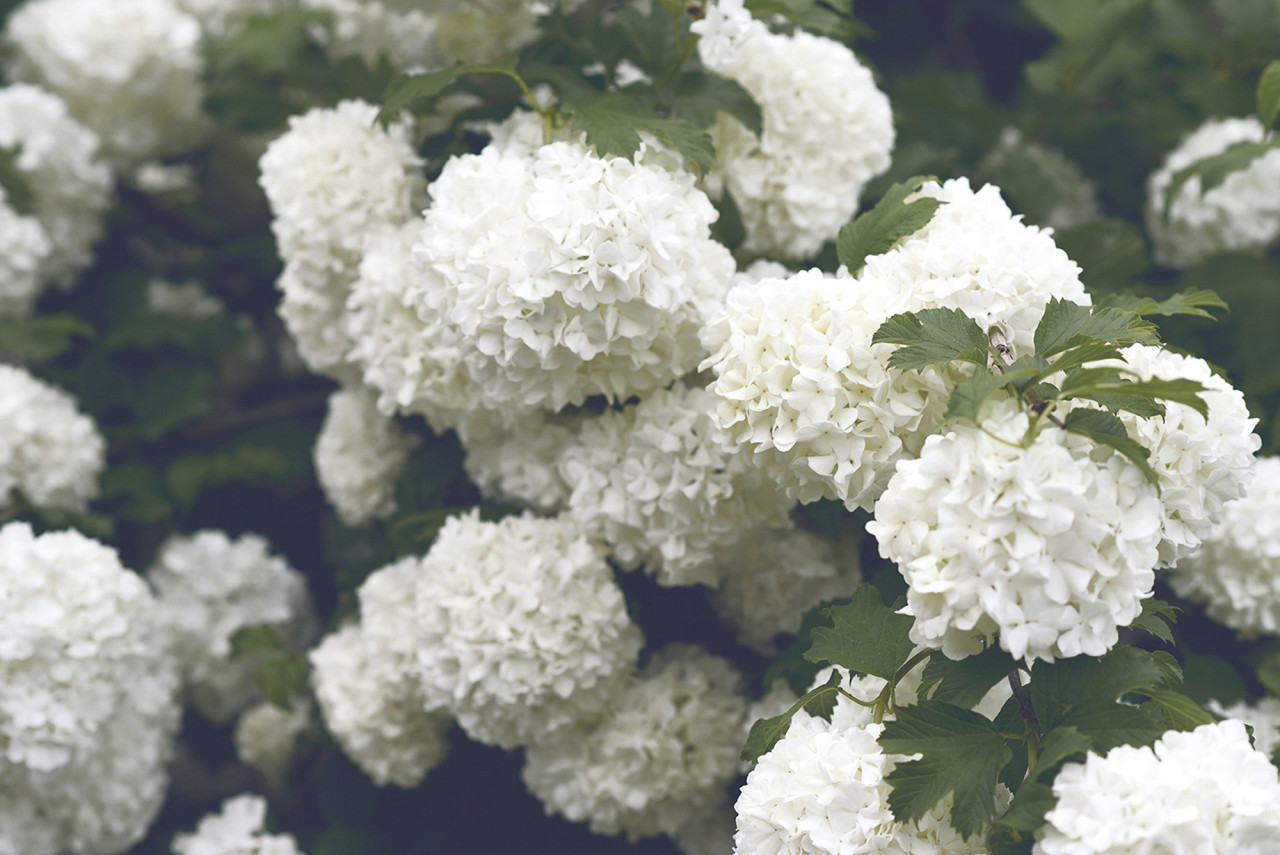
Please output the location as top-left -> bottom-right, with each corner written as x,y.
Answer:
1008,668 -> 1041,771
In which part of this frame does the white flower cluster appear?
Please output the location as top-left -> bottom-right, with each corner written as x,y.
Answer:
734,666 -> 991,855
712,527 -> 861,653
1146,115 -> 1280,269
868,400 -> 1163,662
0,523 -> 180,855
696,4 -> 894,259
0,364 -> 105,513
414,510 -> 643,748
1169,456 -> 1280,636
234,699 -> 314,788
1098,344 -> 1259,567
3,0 -> 207,170
979,127 -> 1101,231
1036,720 -> 1280,855
0,83 -> 111,316
258,99 -> 425,379
701,267 -> 953,511
314,386 -> 414,526
172,794 -> 304,855
459,408 -> 581,515
148,530 -> 318,723
1210,697 -> 1280,759
522,644 -> 749,841
412,133 -> 734,412
558,381 -> 795,587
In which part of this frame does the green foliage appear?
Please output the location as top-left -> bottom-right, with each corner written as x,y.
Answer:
257,652 -> 310,710
803,584 -> 917,682
0,145 -> 34,216
922,647 -> 1018,709
1055,219 -> 1149,296
762,599 -> 841,695
741,670 -> 847,763
377,56 -> 522,126
1029,646 -> 1170,751
1130,598 -> 1180,644
742,0 -> 872,42
562,93 -> 715,174
1162,136 -> 1280,221
1098,288 -> 1230,321
0,314 -> 93,361
837,175 -> 945,275
1259,59 -> 1280,128
871,307 -> 989,372
1061,409 -> 1159,485
668,71 -> 763,136
230,624 -> 285,659
944,365 -> 1035,424
1032,299 -> 1159,358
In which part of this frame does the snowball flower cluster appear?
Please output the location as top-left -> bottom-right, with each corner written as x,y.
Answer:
0,523 -> 180,855
460,408 -> 581,514
414,510 -> 643,749
148,530 -> 318,723
0,364 -> 105,513
522,644 -> 749,841
172,794 -> 304,855
1036,720 -> 1280,855
733,666 -> 990,855
868,400 -> 1163,662
1146,115 -> 1280,268
1097,344 -> 1259,566
696,4 -> 894,259
3,0 -> 207,169
1169,456 -> 1280,636
0,83 -> 111,315
701,267 -> 953,511
300,0 -> 442,70
314,386 -> 414,526
558,381 -> 795,586
1210,697 -> 1280,759
412,133 -> 735,411
234,699 -> 314,788
979,127 -> 1101,231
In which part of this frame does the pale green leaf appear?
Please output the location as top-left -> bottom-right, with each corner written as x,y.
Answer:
1260,60 -> 1280,129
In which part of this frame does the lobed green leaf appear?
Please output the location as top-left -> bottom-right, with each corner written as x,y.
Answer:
803,585 -> 917,682
1142,689 -> 1216,731
1061,408 -> 1159,485
0,313 -> 93,361
1260,59 -> 1280,129
1100,288 -> 1229,320
1033,298 -> 1159,358
1031,726 -> 1092,779
873,307 -> 990,373
230,625 -> 285,660
378,55 -> 521,126
837,175 -> 945,275
944,366 -> 1023,425
922,646 -> 1019,709
564,93 -> 714,174
1129,598 -> 1179,645
256,653 -> 309,710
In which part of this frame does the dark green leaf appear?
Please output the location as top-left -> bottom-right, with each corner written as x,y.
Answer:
1130,598 -> 1179,645
0,314 -> 93,361
611,4 -> 677,74
944,366 -> 1023,424
99,462 -> 172,525
1180,653 -> 1248,706
1163,137 -> 1280,220
1147,650 -> 1183,688
1047,341 -> 1123,376
803,669 -> 842,721
1260,60 -> 1280,129
1100,288 -> 1230,321
803,585 -> 916,681
764,598 -> 843,695
880,701 -> 1013,838
1064,376 -> 1209,420
741,677 -> 843,763
1030,646 -> 1166,730
378,55 -> 521,126
1033,299 -> 1159,358
1056,219 -> 1149,295
922,647 -> 1019,709
387,507 -> 459,555
1255,648 -> 1280,697
230,625 -> 284,659
564,94 -> 714,174
669,71 -> 762,136
118,366 -> 214,441
1142,689 -> 1215,731
1060,701 -> 1167,752
873,308 -> 989,373
207,8 -> 333,76
994,780 -> 1056,833
743,0 -> 871,41
710,187 -> 746,250
1061,408 -> 1159,485
0,145 -> 35,216
837,175 -> 945,275
256,653 -> 309,710
1031,726 -> 1092,778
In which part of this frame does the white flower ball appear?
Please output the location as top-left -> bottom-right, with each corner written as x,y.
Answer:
1146,116 -> 1280,269
858,178 -> 1090,357
558,381 -> 796,587
275,258 -> 362,382
1210,697 -> 1280,759
522,644 -> 749,841
3,0 -> 207,169
712,527 -> 861,653
299,0 -> 443,69
979,128 -> 1102,231
868,400 -> 1163,662
0,364 -> 105,513
314,386 -> 415,526
700,267 -> 953,511
413,510 -> 643,749
698,15 -> 894,259
1099,344 -> 1260,567
148,530 -> 318,723
0,522 -> 180,855
458,407 -> 581,515
1169,456 -> 1280,636
172,794 -> 303,855
0,188 -> 52,318
1036,720 -> 1280,855
413,135 -> 735,411
0,83 -> 112,305
234,699 -> 314,788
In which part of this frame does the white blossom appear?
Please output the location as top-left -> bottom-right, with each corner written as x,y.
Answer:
413,510 -> 643,748
700,267 -> 953,511
299,0 -> 443,70
1210,697 -> 1280,759
172,794 -> 304,855
149,530 -> 318,723
0,189 -> 52,318
459,408 -> 581,515
234,700 -> 314,789
868,400 -> 1163,662
314,386 -> 415,526
3,0 -> 207,170
1169,456 -> 1280,636
979,128 -> 1101,231
522,644 -> 750,841
413,133 -> 735,411
0,522 -> 180,855
697,10 -> 893,259
558,381 -> 796,587
1035,720 -> 1280,855
0,364 -> 105,513
1146,116 -> 1280,269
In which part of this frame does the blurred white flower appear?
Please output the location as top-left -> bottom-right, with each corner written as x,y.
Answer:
172,794 -> 303,855
234,699 -> 314,789
314,386 -> 415,526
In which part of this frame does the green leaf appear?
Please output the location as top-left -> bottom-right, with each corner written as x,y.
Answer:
803,585 -> 917,682
668,70 -> 763,136
1061,408 -> 1158,486
741,676 -> 843,763
1100,288 -> 1230,321
1032,726 -> 1092,778
837,175 -> 945,275
763,598 -> 841,695
1130,598 -> 1179,645
1031,646 -> 1165,729
1260,60 -> 1280,129
207,8 -> 333,76
1067,376 -> 1209,420
879,701 -> 1013,838
944,366 -> 1024,425
1180,653 -> 1248,706
873,308 -> 990,373
1143,689 -> 1215,731
743,0 -> 871,41
1055,219 -> 1149,295
1163,137 -> 1280,220
1047,341 -> 1124,376
803,669 -> 842,721
230,625 -> 284,659
564,93 -> 714,174
710,187 -> 746,250
378,55 -> 521,126
1033,298 -> 1159,358
0,144 -> 35,216
1147,650 -> 1183,688
99,462 -> 172,525
0,314 -> 94,361
1255,648 -> 1280,697
994,780 -> 1056,834
922,646 -> 1019,709
256,653 -> 309,710
118,366 -> 214,441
